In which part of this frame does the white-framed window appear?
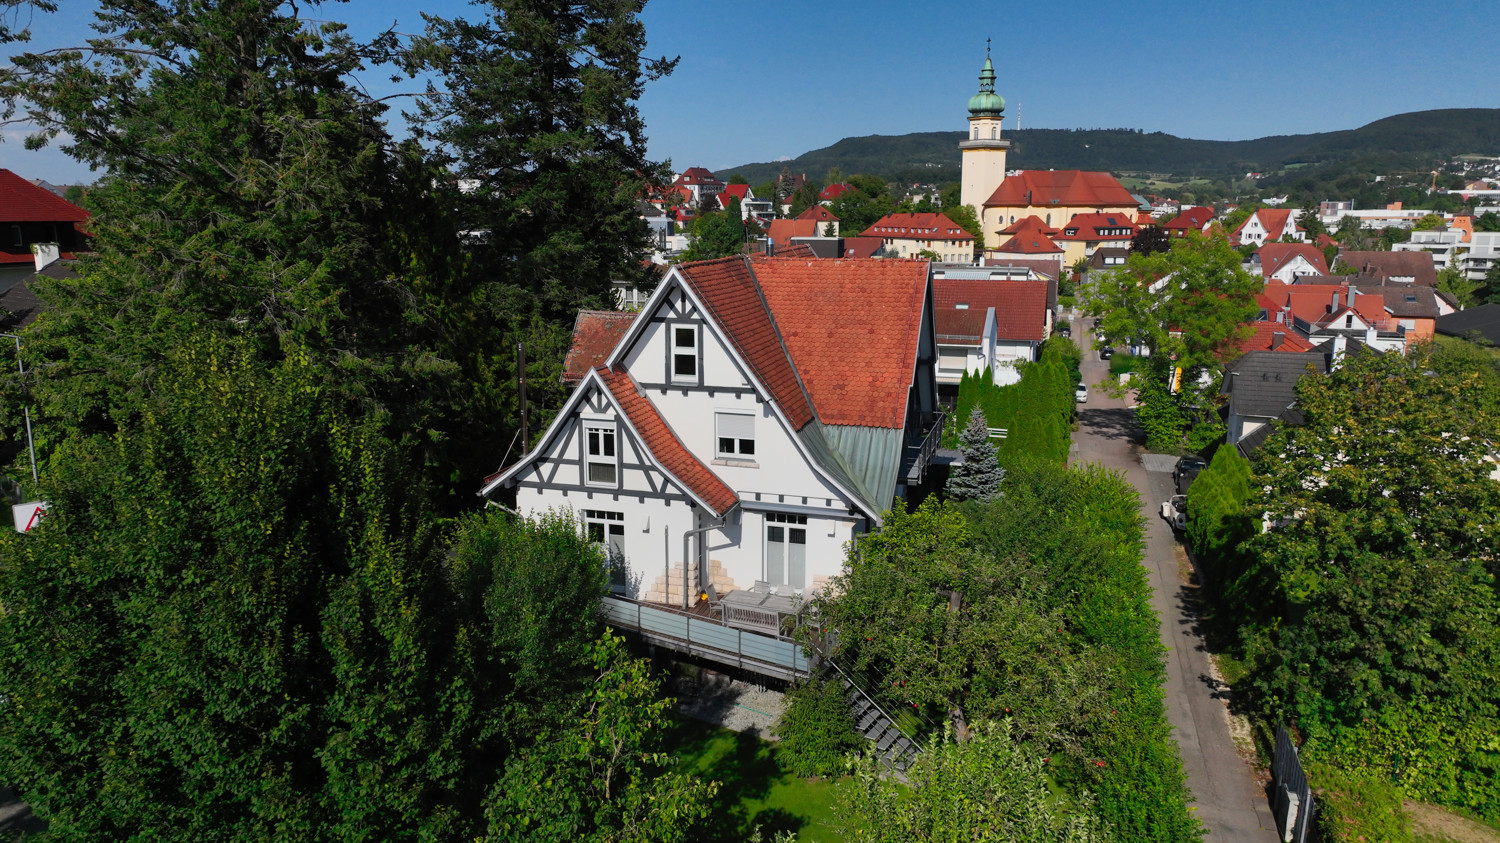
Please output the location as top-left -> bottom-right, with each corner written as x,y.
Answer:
671,324 -> 699,384
765,513 -> 807,590
716,411 -> 755,459
584,509 -> 626,593
584,421 -> 618,487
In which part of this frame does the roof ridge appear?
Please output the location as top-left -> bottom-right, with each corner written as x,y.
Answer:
739,256 -> 822,429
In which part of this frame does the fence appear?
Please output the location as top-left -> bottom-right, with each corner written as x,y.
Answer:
1271,724 -> 1315,843
600,596 -> 810,680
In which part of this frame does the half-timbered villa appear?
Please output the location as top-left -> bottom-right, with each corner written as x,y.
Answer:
481,255 -> 941,611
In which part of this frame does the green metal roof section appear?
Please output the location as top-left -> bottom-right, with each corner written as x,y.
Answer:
967,50 -> 1005,118
802,421 -> 903,521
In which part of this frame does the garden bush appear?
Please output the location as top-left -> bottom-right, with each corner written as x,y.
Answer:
775,674 -> 863,778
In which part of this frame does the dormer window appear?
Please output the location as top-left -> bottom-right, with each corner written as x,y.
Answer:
584,421 -> 618,487
671,324 -> 699,384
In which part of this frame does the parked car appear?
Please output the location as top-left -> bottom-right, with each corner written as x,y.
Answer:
1059,326 -> 1071,338
1099,345 -> 1115,359
1159,495 -> 1187,531
1173,455 -> 1207,494
1075,383 -> 1088,403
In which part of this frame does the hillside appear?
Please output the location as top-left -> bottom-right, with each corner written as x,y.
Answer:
718,108 -> 1500,186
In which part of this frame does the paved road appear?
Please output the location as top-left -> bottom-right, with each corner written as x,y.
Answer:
1069,317 -> 1279,843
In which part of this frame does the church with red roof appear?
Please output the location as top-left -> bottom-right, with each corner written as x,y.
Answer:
955,52 -> 1142,255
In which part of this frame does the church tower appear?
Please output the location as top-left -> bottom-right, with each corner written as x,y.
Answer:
959,46 -> 1009,212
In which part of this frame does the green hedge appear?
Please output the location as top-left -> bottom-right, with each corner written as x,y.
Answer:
1184,445 -> 1254,586
952,340 -> 1076,468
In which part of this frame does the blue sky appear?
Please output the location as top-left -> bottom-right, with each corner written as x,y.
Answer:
4,0 -> 1498,184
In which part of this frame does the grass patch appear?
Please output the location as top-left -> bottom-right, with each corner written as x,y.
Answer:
666,715 -> 849,842
1108,353 -> 1144,376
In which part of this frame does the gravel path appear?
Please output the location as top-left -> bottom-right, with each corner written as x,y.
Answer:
670,674 -> 786,739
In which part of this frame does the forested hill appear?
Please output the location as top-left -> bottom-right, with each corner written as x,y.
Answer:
718,108 -> 1500,185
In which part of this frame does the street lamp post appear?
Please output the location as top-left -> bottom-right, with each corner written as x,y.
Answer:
0,333 -> 38,483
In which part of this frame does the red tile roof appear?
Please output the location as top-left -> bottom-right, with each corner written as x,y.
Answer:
1232,208 -> 1295,244
676,257 -> 816,431
1162,206 -> 1214,232
767,219 -> 819,248
598,367 -> 738,515
0,169 -> 89,223
796,205 -> 839,223
1339,250 -> 1439,287
1054,212 -> 1138,241
1000,214 -> 1058,236
1274,283 -> 1387,326
842,236 -> 883,259
935,308 -> 987,345
775,243 -> 818,260
1256,243 -> 1329,278
996,226 -> 1063,254
934,279 -> 1049,342
1235,322 -> 1315,354
860,212 -> 973,242
984,170 -> 1138,209
753,258 -> 929,429
563,310 -> 637,386
720,184 -> 750,202
674,167 -> 723,186
819,183 -> 852,201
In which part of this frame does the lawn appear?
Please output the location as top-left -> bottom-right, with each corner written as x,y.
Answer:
666,715 -> 849,842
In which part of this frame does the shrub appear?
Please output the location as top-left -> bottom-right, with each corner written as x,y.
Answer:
1308,760 -> 1413,843
775,674 -> 862,778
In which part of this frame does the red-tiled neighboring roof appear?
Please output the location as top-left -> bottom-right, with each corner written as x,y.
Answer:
754,258 -> 929,429
1275,284 -> 1387,326
1162,206 -> 1214,231
0,169 -> 89,223
1054,212 -> 1138,241
1000,214 -> 1058,236
1339,250 -> 1439,287
675,167 -> 722,186
563,310 -> 637,386
935,307 -> 988,344
796,205 -> 839,223
1316,233 -> 1339,248
860,212 -> 973,242
720,183 -> 750,202
598,367 -> 737,515
819,183 -> 852,201
1236,322 -> 1314,354
767,219 -> 819,248
1256,243 -> 1330,278
984,170 -> 1138,209
842,236 -> 883,259
676,257 -> 816,431
1234,208 -> 1295,243
934,278 -> 1049,342
996,228 -> 1063,254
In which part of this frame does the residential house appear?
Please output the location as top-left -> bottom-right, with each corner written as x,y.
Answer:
1318,202 -> 1432,231
932,277 -> 1050,387
1233,322 -> 1315,355
1348,283 -> 1443,341
1230,208 -> 1302,248
819,183 -> 852,204
862,212 -> 976,263
1337,250 -> 1438,287
672,167 -> 725,208
1263,282 -> 1408,353
1463,231 -> 1500,282
993,215 -> 1064,260
766,219 -> 820,252
1392,227 -> 1466,270
796,205 -> 840,237
1252,243 -> 1329,283
1051,212 -> 1136,264
1221,339 -> 1378,454
483,256 -> 940,606
717,184 -> 774,226
0,169 -> 89,290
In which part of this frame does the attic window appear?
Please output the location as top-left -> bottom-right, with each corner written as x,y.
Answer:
671,324 -> 700,384
955,303 -> 969,309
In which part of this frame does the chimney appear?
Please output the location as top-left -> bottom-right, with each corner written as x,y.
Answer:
1272,331 -> 1284,351
1331,334 -> 1348,369
1330,289 -> 1341,312
31,242 -> 60,271
1366,324 -> 1378,346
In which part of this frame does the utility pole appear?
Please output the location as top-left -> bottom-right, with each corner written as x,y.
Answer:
1,333 -> 37,483
516,342 -> 528,450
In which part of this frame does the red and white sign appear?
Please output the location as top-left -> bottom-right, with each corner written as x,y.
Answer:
12,501 -> 47,533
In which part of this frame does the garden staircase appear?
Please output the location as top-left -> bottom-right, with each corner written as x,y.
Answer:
841,677 -> 919,772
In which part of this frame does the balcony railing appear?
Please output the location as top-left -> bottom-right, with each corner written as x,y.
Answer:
904,410 -> 946,485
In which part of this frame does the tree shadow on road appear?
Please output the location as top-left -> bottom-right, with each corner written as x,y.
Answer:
1076,407 -> 1144,445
